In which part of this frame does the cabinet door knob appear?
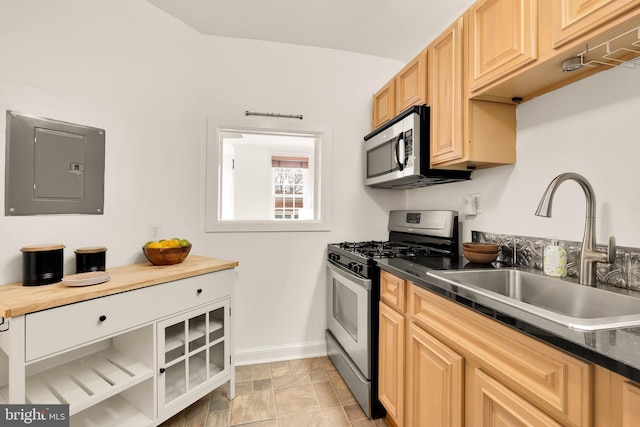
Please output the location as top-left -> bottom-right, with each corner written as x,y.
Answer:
159,368 -> 166,374
99,315 -> 107,322
197,289 -> 203,294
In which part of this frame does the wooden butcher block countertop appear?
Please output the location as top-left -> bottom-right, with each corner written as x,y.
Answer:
0,255 -> 238,318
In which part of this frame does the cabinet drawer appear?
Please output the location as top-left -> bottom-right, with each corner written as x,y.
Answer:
26,289 -> 148,361
409,284 -> 591,427
26,270 -> 232,361
380,270 -> 406,313
468,367 -> 562,426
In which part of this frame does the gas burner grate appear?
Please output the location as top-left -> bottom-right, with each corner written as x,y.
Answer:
336,241 -> 434,259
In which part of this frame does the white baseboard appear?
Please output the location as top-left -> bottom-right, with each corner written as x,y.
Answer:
234,340 -> 327,366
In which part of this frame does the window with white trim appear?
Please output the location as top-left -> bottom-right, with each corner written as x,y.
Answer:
205,118 -> 331,232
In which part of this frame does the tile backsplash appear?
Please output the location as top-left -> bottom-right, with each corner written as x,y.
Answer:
472,231 -> 640,290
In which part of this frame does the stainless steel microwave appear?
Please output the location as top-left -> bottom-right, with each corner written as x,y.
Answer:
363,105 -> 472,189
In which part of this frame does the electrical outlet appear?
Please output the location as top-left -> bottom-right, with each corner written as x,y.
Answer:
472,193 -> 482,213
463,195 -> 477,215
148,223 -> 162,240
463,193 -> 482,215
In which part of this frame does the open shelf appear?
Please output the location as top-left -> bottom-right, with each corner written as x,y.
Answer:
3,347 -> 152,416
71,394 -> 152,427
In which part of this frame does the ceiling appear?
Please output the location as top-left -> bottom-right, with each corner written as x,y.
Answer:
146,0 -> 473,62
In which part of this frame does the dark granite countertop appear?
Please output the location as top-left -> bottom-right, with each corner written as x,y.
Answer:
377,257 -> 640,384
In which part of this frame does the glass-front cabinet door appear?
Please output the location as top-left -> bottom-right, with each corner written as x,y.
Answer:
157,299 -> 230,416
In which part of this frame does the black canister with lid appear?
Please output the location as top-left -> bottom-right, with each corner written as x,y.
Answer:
21,244 -> 65,286
75,246 -> 107,273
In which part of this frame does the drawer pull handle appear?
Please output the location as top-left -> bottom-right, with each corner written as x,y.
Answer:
197,289 -> 203,294
159,368 -> 166,374
99,315 -> 107,322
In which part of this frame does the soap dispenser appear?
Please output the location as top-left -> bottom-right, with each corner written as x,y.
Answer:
543,239 -> 567,278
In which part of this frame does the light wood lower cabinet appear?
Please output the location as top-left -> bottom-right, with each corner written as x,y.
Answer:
410,283 -> 591,426
467,364 -> 562,426
594,365 -> 640,426
378,270 -> 408,427
379,301 -> 405,427
378,270 -> 611,427
406,322 -> 463,427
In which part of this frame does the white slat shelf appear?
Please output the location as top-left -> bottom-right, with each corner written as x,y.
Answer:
70,394 -> 152,427
19,347 -> 152,416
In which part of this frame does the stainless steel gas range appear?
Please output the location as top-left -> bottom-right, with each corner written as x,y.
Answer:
326,210 -> 461,418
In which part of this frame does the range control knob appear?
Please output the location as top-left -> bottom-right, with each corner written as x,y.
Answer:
328,253 -> 341,262
348,262 -> 363,274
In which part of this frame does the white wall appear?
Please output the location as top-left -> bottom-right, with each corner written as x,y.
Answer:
0,0 -> 203,277
198,36 -> 404,362
406,64 -> 640,249
0,1 -> 405,364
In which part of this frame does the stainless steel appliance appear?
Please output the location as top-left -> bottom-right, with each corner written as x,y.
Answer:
364,105 -> 472,189
326,210 -> 461,418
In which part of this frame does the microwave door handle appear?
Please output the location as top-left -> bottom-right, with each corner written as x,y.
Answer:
395,133 -> 405,171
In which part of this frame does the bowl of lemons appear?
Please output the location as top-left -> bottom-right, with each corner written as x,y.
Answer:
142,238 -> 191,266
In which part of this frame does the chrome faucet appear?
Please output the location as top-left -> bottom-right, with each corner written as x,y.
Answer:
535,172 -> 616,287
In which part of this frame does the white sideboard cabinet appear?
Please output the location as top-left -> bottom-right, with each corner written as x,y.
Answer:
0,255 -> 237,427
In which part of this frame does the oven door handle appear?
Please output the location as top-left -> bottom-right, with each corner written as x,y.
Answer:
327,261 -> 372,291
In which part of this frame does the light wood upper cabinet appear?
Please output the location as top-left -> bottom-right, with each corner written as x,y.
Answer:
464,99 -> 517,168
429,16 -> 517,170
429,17 -> 465,166
372,50 -> 427,130
396,50 -> 428,114
372,80 -> 395,129
406,322 -> 464,427
551,0 -> 640,48
468,0 -> 538,94
371,0 -> 640,134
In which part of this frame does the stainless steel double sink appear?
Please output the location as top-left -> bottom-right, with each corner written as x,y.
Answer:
427,269 -> 640,331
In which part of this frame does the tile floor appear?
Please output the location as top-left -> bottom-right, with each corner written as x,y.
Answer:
160,356 -> 389,427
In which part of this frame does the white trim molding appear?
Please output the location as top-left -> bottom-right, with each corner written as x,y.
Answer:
234,340 -> 327,366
